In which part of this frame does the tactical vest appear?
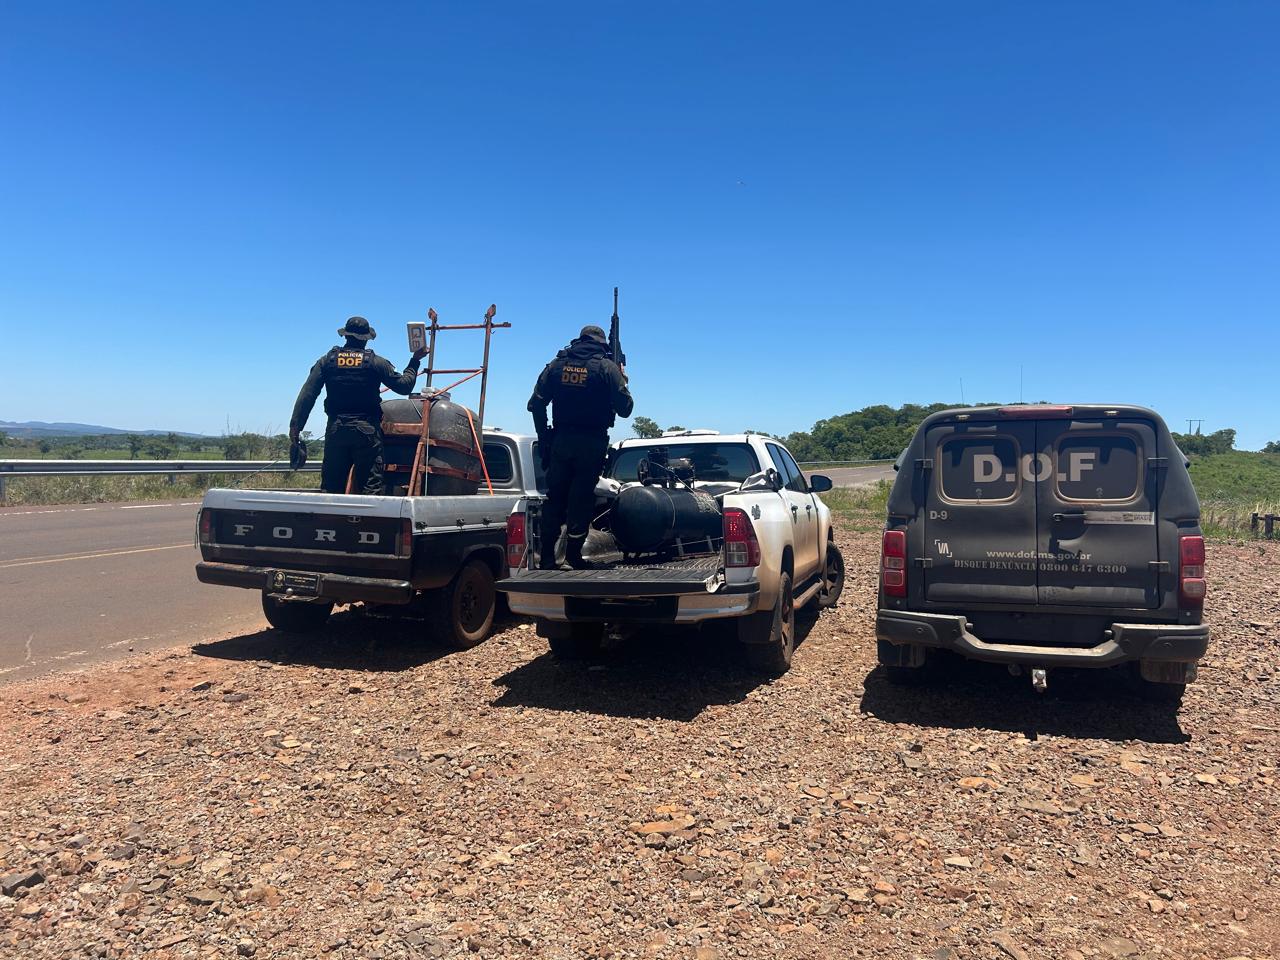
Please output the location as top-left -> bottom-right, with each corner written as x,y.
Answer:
321,347 -> 382,420
549,354 -> 614,430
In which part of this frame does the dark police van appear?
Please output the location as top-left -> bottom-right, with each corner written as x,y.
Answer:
875,404 -> 1208,702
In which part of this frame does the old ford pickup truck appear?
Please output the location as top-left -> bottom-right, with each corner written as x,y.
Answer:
196,430 -> 543,647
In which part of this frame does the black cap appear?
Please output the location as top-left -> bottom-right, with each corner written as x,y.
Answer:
338,316 -> 377,341
579,325 -> 607,344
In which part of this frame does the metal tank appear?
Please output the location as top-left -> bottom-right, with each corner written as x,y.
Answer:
611,484 -> 723,555
381,393 -> 481,496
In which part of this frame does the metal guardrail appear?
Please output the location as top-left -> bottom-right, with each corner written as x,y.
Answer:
0,458 -> 318,476
0,459 -> 317,502
0,455 -> 898,501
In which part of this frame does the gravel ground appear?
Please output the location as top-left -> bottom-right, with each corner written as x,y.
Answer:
1,532 -> 1276,959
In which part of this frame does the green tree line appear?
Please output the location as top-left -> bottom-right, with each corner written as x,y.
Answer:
628,407 -> 1274,462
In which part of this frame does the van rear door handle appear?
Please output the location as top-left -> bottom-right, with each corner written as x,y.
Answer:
1053,511 -> 1086,522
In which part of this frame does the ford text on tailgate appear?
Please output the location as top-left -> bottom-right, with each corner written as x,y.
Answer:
214,510 -> 401,554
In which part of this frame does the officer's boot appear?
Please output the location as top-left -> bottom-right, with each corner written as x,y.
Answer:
564,532 -> 589,570
538,535 -> 561,570
537,518 -> 562,570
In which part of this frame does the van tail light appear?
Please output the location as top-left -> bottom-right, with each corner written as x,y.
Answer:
1179,535 -> 1206,606
396,517 -> 414,558
881,530 -> 907,598
723,508 -> 761,568
506,513 -> 528,570
198,508 -> 214,545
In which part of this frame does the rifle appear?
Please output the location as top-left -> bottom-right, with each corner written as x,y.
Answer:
608,286 -> 625,369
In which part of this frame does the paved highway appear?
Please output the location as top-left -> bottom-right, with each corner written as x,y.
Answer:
0,500 -> 265,684
812,463 -> 896,488
0,467 -> 895,684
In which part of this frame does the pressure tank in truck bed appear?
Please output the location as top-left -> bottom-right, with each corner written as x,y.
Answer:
611,484 -> 722,554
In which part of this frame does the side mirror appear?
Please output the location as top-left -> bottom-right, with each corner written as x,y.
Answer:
808,474 -> 833,493
740,468 -> 782,493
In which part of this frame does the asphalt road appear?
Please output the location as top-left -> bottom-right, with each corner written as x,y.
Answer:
0,468 -> 894,684
0,500 -> 265,684
810,462 -> 896,487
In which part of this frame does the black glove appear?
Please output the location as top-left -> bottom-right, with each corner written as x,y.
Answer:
538,431 -> 555,472
289,438 -> 308,471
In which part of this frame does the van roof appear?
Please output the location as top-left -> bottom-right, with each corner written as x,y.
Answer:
920,403 -> 1166,427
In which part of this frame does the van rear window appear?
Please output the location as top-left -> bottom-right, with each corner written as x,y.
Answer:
481,442 -> 515,485
939,436 -> 1019,502
1057,435 -> 1139,501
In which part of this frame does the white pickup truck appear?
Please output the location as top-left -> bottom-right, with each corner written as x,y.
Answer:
497,432 -> 845,674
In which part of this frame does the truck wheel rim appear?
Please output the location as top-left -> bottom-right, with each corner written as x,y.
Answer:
826,549 -> 844,593
457,570 -> 490,632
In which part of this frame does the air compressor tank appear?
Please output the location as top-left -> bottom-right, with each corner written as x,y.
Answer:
611,484 -> 723,555
381,393 -> 481,496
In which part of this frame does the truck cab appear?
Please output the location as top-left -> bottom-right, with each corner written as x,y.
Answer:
875,404 -> 1209,702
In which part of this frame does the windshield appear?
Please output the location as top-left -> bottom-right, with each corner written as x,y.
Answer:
610,443 -> 761,483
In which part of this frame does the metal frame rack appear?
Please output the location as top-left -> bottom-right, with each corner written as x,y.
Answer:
380,304 -> 510,497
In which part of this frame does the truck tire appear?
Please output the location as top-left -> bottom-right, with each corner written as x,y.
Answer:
427,558 -> 496,649
816,542 -> 845,609
546,623 -> 605,661
741,572 -> 795,676
261,593 -> 334,633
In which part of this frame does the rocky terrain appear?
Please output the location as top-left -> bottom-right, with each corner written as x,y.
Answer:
1,532 -> 1276,959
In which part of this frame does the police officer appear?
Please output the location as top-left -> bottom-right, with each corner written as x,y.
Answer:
290,317 -> 428,495
528,325 -> 633,569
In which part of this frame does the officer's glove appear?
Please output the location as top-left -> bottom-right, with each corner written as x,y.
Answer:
289,438 -> 308,471
538,432 -> 555,472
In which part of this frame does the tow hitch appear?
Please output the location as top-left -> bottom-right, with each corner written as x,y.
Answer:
1008,663 -> 1049,692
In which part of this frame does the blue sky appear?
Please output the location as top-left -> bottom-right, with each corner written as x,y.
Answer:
1,2 -> 1277,447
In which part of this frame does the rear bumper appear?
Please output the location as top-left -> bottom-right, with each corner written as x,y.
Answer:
504,584 -> 759,623
196,562 -> 414,605
876,609 -> 1209,668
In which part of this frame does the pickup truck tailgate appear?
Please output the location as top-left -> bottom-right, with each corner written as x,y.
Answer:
199,489 -> 410,579
498,556 -> 723,597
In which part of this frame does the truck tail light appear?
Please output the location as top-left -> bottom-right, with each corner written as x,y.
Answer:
723,508 -> 761,568
506,513 -> 528,570
198,508 -> 213,545
1179,535 -> 1206,606
396,517 -> 414,558
881,530 -> 907,598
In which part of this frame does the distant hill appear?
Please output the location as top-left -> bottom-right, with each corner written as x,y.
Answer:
0,420 -> 207,438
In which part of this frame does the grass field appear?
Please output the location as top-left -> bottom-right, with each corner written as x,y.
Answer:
820,480 -> 891,532
2,471 -> 320,506
1188,450 -> 1280,539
